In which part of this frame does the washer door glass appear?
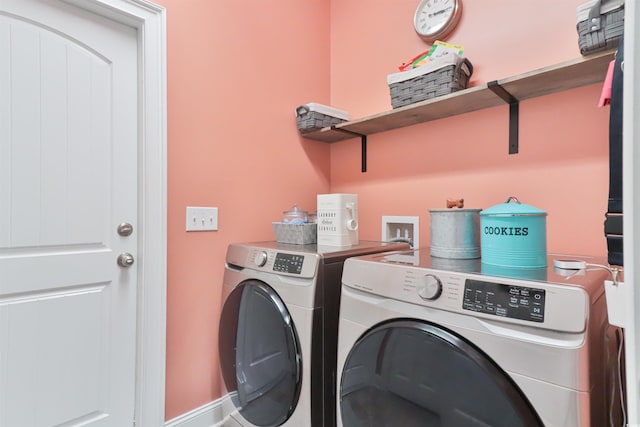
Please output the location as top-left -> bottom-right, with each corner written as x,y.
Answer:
219,280 -> 302,427
340,320 -> 543,427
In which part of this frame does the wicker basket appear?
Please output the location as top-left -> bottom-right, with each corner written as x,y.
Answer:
387,56 -> 473,109
577,0 -> 624,55
296,103 -> 349,133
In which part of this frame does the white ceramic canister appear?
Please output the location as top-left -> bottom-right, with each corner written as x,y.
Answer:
429,201 -> 481,259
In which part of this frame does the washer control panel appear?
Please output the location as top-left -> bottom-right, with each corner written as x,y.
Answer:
462,279 -> 546,323
342,258 -> 588,333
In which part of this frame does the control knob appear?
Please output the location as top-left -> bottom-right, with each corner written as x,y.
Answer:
417,274 -> 443,300
254,251 -> 268,267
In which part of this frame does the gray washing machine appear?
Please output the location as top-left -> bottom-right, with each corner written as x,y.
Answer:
336,249 -> 624,427
218,240 -> 409,427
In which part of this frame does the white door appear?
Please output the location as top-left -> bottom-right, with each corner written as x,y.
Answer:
0,0 -> 139,425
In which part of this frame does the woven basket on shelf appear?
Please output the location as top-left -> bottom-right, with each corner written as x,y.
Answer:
576,0 -> 624,55
296,103 -> 349,133
388,56 -> 473,109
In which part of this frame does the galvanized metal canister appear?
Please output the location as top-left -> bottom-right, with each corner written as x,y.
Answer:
430,256 -> 481,273
429,206 -> 481,259
480,197 -> 547,268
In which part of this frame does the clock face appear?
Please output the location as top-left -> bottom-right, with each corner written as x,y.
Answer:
414,0 -> 461,42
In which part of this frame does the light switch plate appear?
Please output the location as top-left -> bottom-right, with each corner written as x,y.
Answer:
186,207 -> 218,231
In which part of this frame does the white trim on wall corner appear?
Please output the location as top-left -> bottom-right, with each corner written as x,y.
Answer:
165,395 -> 235,427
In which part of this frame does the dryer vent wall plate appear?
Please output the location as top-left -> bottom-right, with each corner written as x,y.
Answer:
382,216 -> 419,249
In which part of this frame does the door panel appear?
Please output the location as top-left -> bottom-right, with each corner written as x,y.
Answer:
340,320 -> 544,427
3,289 -> 107,425
0,1 -> 138,425
219,280 -> 302,427
0,14 -> 111,249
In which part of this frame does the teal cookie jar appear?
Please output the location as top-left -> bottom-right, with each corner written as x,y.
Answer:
480,197 -> 548,268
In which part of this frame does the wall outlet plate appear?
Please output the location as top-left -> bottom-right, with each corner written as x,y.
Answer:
382,216 -> 419,248
186,206 -> 218,231
604,279 -> 627,328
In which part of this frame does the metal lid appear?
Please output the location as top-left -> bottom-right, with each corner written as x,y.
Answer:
429,208 -> 482,213
480,196 -> 547,216
429,198 -> 481,213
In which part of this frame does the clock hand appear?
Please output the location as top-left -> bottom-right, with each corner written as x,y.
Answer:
430,6 -> 453,17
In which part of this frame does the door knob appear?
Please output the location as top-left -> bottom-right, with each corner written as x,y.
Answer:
117,252 -> 135,268
117,222 -> 133,236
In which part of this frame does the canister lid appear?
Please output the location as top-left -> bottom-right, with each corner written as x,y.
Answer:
283,204 -> 308,216
429,208 -> 482,213
429,198 -> 481,213
480,196 -> 547,216
282,204 -> 309,223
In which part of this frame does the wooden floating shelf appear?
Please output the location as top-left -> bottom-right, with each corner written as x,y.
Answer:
302,50 -> 615,144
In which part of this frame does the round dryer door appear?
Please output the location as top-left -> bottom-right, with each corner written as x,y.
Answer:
219,280 -> 302,427
339,320 -> 543,427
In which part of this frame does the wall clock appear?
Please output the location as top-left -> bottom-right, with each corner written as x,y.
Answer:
414,0 -> 462,43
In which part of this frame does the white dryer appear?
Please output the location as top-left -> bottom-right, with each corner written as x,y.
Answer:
218,241 -> 408,427
336,249 -> 623,427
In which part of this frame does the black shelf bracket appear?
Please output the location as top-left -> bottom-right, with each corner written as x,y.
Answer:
331,127 -> 368,172
488,81 -> 519,154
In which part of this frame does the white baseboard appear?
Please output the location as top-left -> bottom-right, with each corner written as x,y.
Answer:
165,394 -> 236,427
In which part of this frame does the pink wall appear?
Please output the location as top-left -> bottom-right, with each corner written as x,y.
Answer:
330,0 -> 609,256
157,0 -> 612,421
155,0 -> 332,420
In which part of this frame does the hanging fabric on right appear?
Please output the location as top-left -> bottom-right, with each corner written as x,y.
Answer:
604,34 -> 624,266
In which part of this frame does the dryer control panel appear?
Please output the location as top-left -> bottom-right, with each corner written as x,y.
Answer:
226,244 -> 318,279
272,252 -> 305,274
